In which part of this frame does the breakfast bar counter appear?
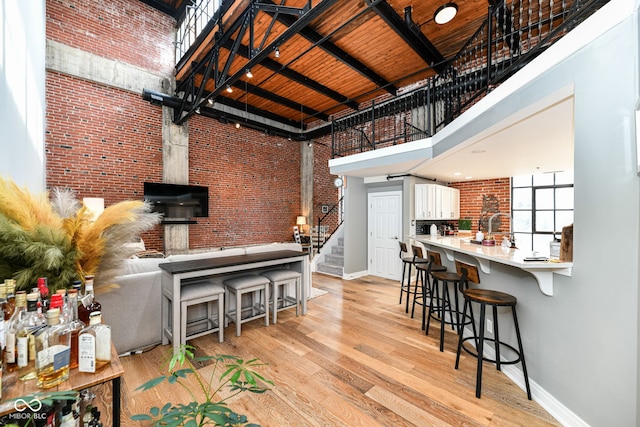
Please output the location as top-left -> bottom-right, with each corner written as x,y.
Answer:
413,235 -> 572,296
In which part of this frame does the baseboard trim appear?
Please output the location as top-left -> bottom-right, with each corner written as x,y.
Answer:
342,270 -> 368,280
459,328 -> 588,426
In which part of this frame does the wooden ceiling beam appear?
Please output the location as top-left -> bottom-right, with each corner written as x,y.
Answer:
367,0 -> 447,73
220,40 -> 360,111
229,81 -> 330,122
260,0 -> 397,96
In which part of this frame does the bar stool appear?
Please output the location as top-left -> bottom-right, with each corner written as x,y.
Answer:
411,245 -> 446,330
223,275 -> 270,336
401,243 -> 430,314
454,260 -> 532,400
260,269 -> 301,324
180,280 -> 225,345
425,250 -> 471,352
398,241 -> 414,307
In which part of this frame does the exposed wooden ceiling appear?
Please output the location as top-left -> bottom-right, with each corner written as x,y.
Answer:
142,0 -> 490,133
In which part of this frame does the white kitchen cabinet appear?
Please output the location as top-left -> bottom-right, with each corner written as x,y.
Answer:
415,184 -> 460,220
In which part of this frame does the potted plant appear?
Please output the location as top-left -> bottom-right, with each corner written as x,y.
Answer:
132,344 -> 273,427
458,218 -> 472,235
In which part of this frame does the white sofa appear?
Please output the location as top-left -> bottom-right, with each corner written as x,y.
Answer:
97,242 -> 303,354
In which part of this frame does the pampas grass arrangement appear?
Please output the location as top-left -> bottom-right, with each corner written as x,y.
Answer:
0,177 -> 161,292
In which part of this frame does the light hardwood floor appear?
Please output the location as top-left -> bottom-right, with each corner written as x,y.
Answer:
112,273 -> 560,426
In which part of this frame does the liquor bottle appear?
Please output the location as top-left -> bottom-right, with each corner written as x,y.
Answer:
16,292 -> 46,381
78,276 -> 101,324
65,289 -> 84,369
35,308 -> 71,388
78,311 -> 111,373
0,283 -> 6,358
4,279 -> 16,321
37,277 -> 50,314
5,291 -> 27,373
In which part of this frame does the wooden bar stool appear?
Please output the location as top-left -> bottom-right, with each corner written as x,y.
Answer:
180,280 -> 225,345
402,243 -> 430,314
260,269 -> 302,324
411,245 -> 446,330
425,250 -> 472,352
454,260 -> 532,400
223,275 -> 270,336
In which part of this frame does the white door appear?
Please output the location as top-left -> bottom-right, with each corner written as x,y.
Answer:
368,191 -> 402,280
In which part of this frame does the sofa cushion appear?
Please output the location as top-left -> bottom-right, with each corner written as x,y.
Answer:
166,247 -> 245,262
244,242 -> 302,254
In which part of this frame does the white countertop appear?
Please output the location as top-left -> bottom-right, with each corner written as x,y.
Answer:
412,234 -> 572,296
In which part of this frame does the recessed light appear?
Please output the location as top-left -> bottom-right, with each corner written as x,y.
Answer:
453,172 -> 462,176
471,150 -> 486,154
465,176 -> 473,179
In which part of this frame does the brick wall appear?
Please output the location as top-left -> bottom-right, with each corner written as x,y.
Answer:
44,0 -> 328,252
451,178 -> 511,233
46,0 -> 175,76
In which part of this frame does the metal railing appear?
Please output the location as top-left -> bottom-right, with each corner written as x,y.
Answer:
316,196 -> 344,253
331,0 -> 609,158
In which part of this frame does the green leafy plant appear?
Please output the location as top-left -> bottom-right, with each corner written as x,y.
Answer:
132,344 -> 273,427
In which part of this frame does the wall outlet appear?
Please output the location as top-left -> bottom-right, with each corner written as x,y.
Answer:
486,318 -> 493,334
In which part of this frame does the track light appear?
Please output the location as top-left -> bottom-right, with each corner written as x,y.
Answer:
274,47 -> 280,58
245,69 -> 253,78
207,98 -> 213,105
226,85 -> 233,93
434,3 -> 458,24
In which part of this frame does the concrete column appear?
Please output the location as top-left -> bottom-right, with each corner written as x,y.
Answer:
300,141 -> 314,233
161,83 -> 190,254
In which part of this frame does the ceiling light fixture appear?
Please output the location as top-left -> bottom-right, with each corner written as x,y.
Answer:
434,2 -> 458,24
207,98 -> 213,105
274,47 -> 280,58
226,85 -> 233,93
245,69 -> 253,78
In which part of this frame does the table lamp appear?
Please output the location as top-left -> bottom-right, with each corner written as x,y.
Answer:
296,216 -> 307,234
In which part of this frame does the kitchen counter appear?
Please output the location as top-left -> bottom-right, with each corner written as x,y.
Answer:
412,234 -> 572,296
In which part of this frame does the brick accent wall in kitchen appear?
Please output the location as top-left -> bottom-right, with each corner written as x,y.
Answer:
451,178 -> 511,233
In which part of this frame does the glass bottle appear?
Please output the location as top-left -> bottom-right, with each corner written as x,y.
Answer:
0,283 -> 6,359
78,311 -> 111,373
66,289 -> 84,369
78,275 -> 101,324
5,291 -> 27,373
37,277 -> 50,314
16,292 -> 46,381
35,308 -> 71,388
4,279 -> 16,321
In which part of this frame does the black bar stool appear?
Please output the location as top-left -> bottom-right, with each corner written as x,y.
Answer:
454,260 -> 532,400
411,245 -> 446,330
425,250 -> 473,352
398,242 -> 429,313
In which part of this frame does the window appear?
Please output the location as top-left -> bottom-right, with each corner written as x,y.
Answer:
176,0 -> 221,62
512,171 -> 573,255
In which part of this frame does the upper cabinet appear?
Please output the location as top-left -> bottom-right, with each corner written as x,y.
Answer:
415,184 -> 460,220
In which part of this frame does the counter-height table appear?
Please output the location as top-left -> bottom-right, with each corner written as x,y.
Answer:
160,250 -> 310,354
413,235 -> 572,296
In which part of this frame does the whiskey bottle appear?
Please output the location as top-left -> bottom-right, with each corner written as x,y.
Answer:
35,308 -> 71,388
3,279 -> 15,321
5,291 -> 27,372
16,292 -> 46,380
78,311 -> 111,373
65,289 -> 84,369
78,275 -> 101,324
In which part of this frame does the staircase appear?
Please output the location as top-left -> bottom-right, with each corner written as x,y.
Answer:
316,237 -> 344,277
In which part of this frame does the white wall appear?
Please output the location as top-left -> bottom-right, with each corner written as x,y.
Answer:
0,0 -> 46,192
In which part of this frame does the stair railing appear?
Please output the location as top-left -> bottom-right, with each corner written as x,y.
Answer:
316,196 -> 344,254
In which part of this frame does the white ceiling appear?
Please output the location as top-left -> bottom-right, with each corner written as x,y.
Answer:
330,95 -> 575,183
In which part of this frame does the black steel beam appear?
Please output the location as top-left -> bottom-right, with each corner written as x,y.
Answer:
261,0 -> 397,95
175,0 -> 343,125
230,81 -> 330,122
221,40 -> 360,111
367,1 -> 446,73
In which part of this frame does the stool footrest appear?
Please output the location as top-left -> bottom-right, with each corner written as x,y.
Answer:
458,336 -> 524,366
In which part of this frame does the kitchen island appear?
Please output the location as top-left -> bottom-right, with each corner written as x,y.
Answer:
413,234 -> 572,296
